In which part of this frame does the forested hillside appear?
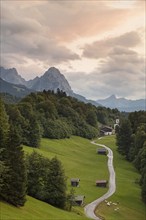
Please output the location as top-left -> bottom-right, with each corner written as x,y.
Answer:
2,89 -> 120,148
116,111 -> 146,203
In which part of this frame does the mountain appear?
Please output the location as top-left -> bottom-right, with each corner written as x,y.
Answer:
0,66 -> 100,106
28,67 -> 73,95
97,95 -> 146,112
0,78 -> 34,98
0,66 -> 26,85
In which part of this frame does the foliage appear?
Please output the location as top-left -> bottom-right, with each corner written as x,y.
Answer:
0,99 -> 27,206
44,157 -> 67,208
116,118 -> 132,159
27,152 -> 67,208
116,111 -> 146,204
26,151 -> 50,200
2,90 -> 122,147
0,98 -> 9,148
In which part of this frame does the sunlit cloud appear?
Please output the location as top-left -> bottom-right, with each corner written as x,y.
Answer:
1,0 -> 145,99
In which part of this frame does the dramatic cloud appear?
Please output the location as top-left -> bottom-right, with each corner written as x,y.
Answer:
1,0 -> 145,99
65,48 -> 145,100
82,31 -> 141,58
1,1 -> 80,70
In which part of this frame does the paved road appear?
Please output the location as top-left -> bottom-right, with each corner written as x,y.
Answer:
84,141 -> 116,220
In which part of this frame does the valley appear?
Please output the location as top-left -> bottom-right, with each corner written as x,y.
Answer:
1,136 -> 145,220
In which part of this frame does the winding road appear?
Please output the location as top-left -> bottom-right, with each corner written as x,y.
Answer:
84,140 -> 116,220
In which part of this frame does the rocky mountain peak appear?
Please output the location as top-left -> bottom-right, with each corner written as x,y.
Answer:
0,66 -> 26,85
30,67 -> 73,94
44,67 -> 63,79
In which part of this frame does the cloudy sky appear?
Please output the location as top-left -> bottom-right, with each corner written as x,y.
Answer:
1,0 -> 145,100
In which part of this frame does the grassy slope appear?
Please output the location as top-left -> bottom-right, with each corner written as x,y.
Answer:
1,136 -> 108,220
24,136 -> 109,204
1,196 -> 89,220
1,136 -> 145,220
95,136 -> 146,220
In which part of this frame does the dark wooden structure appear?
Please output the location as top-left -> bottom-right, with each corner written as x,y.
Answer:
96,180 -> 108,187
97,148 -> 107,155
71,178 -> 80,187
74,195 -> 85,206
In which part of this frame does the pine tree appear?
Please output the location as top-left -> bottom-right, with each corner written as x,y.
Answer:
27,116 -> 41,147
116,119 -> 132,160
26,151 -> 50,200
0,99 -> 10,197
1,124 -> 27,206
0,98 -> 9,148
45,157 -> 67,208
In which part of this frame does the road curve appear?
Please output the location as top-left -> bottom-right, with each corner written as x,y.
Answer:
84,141 -> 116,220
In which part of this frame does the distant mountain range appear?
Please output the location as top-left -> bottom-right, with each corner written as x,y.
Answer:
0,77 -> 34,98
0,66 -> 145,112
0,66 -> 99,106
97,95 -> 146,112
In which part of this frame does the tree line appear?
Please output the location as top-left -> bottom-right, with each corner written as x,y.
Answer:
116,111 -> 146,203
1,90 -> 120,148
0,98 -> 68,208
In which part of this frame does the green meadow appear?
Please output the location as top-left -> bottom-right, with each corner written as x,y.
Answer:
24,136 -> 109,204
95,136 -> 146,220
0,196 -> 89,220
1,136 -> 145,220
1,136 -> 108,220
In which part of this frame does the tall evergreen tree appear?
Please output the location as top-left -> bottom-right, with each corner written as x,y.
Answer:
26,151 -> 50,200
0,99 -> 10,197
27,116 -> 42,147
116,119 -> 132,160
0,98 -> 9,148
1,124 -> 27,206
44,157 -> 67,208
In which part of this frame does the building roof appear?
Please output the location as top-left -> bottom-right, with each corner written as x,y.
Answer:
100,126 -> 113,132
96,180 -> 107,183
74,195 -> 85,201
71,178 -> 80,182
97,148 -> 106,152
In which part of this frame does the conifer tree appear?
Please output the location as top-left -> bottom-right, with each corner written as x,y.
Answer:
1,124 -> 27,206
45,157 -> 67,208
27,151 -> 50,200
116,119 -> 132,160
0,98 -> 9,148
0,99 -> 10,197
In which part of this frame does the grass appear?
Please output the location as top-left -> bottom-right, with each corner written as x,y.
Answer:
0,196 -> 89,220
1,135 -> 145,220
95,136 -> 146,220
24,136 -> 109,204
1,136 -> 109,220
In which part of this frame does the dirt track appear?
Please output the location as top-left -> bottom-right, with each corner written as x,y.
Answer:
84,141 -> 116,220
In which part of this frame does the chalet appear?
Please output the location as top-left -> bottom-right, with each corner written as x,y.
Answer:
100,126 -> 113,136
71,178 -> 80,187
97,148 -> 107,155
96,180 -> 108,187
74,195 -> 85,206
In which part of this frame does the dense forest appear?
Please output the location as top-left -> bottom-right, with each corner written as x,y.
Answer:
1,90 -> 120,147
116,111 -> 146,203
